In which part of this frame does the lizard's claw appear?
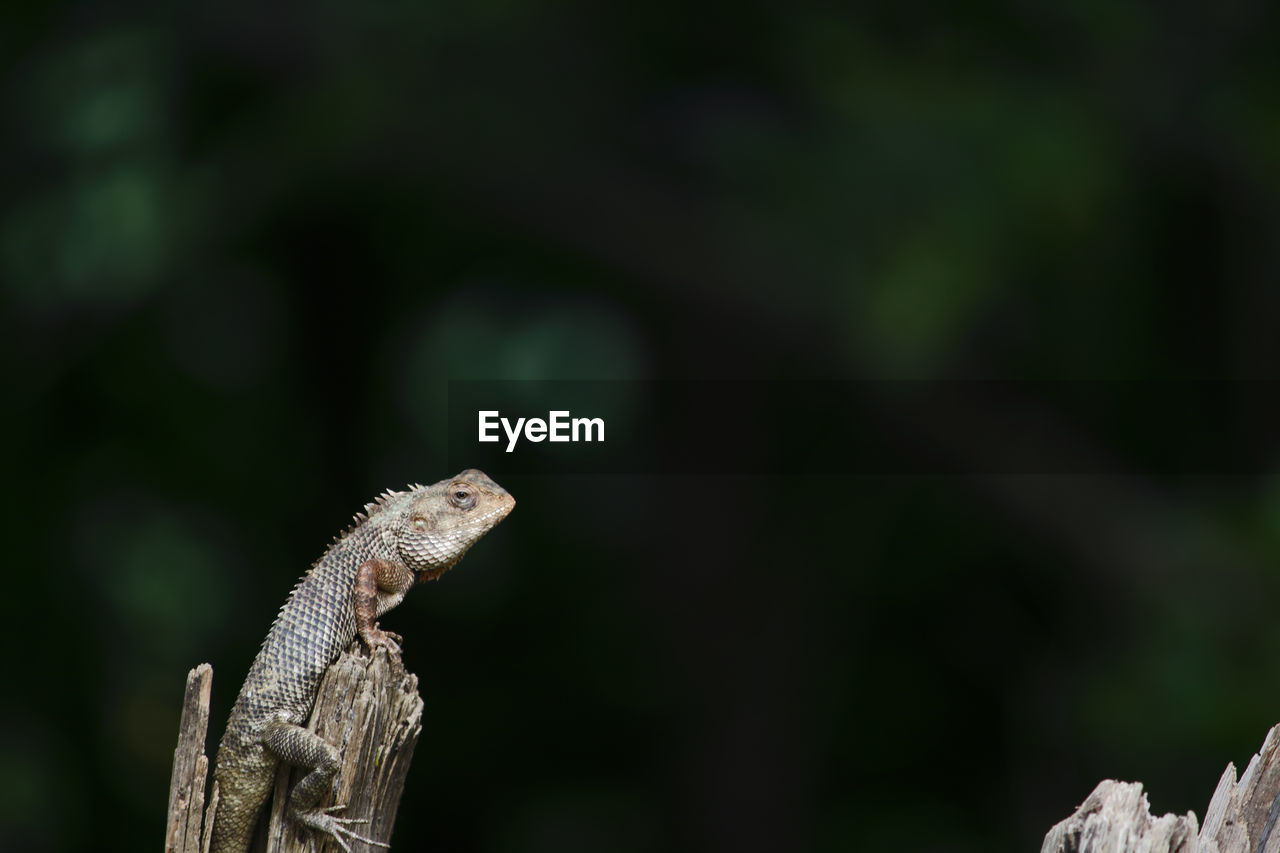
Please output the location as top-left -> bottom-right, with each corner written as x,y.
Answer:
297,803 -> 390,851
359,625 -> 403,657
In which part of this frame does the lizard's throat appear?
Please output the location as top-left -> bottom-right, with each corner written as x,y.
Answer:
415,565 -> 451,584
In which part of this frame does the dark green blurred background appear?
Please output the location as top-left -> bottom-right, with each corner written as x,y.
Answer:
5,2 -> 1280,851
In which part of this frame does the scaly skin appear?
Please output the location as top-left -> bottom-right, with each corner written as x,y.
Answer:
210,470 -> 514,853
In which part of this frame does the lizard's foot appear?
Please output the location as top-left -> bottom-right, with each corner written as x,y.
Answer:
359,624 -> 403,656
296,803 -> 390,852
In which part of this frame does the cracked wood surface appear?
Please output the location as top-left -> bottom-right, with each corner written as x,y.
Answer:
166,663 -> 214,853
165,648 -> 423,853
1043,724 -> 1280,853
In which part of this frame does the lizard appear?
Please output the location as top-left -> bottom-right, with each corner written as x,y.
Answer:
209,469 -> 515,853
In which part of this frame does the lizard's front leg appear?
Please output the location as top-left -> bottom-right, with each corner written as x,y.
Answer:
261,716 -> 388,852
354,558 -> 414,654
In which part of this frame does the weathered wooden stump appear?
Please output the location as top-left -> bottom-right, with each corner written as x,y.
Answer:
1043,724 -> 1280,853
165,646 -> 424,853
166,664 -> 215,853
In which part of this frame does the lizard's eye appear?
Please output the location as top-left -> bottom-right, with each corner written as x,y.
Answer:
448,485 -> 476,511
411,518 -> 427,532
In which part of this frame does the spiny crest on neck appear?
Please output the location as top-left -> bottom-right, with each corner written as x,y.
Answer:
330,483 -> 427,544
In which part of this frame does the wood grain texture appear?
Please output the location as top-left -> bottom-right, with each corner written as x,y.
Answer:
1198,724 -> 1280,853
166,663 -> 214,853
1040,780 -> 1197,853
166,648 -> 424,853
1042,724 -> 1280,853
264,645 -> 424,853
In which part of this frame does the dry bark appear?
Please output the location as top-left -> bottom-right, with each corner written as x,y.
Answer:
1040,779 -> 1197,853
263,646 -> 424,853
164,646 -> 424,853
165,663 -> 214,853
1044,724 -> 1280,853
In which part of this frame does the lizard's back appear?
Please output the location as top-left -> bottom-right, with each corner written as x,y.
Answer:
207,472 -> 514,853
211,532 -> 371,851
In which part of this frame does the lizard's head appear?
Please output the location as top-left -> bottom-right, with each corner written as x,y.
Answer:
396,469 -> 515,581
